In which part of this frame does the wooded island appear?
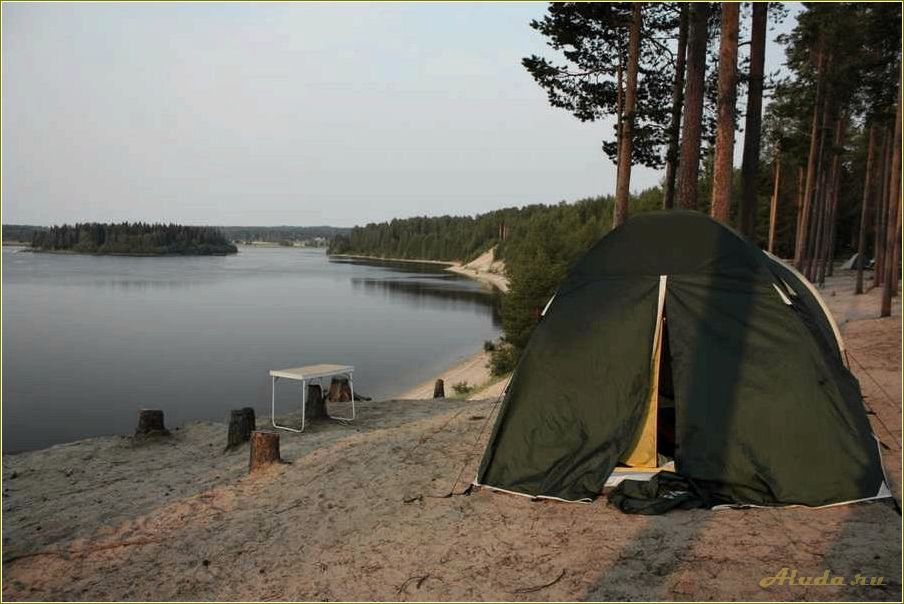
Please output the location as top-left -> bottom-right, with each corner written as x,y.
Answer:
29,222 -> 238,256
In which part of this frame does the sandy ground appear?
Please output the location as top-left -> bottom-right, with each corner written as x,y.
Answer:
2,269 -> 900,602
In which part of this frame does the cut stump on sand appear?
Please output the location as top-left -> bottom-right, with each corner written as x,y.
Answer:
134,409 -> 169,438
249,431 -> 282,472
327,377 -> 352,403
306,384 -> 329,421
225,407 -> 256,451
433,379 -> 445,399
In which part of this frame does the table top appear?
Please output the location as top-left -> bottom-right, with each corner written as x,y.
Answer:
269,364 -> 354,381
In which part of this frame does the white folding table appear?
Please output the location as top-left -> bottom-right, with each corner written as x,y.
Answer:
269,363 -> 355,433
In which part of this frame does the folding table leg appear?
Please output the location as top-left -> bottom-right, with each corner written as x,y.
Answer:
271,375 -> 304,433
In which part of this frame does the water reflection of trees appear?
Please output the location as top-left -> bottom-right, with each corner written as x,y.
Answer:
329,256 -> 449,274
96,278 -> 201,291
350,277 -> 502,327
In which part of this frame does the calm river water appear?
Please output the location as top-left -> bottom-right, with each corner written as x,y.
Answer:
1,246 -> 501,452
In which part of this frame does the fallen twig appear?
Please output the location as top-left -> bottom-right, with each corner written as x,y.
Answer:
274,500 -> 306,514
4,538 -> 162,564
397,573 -> 430,595
510,569 -> 566,594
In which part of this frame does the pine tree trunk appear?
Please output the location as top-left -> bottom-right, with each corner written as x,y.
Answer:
738,2 -> 768,237
662,4 -> 688,210
795,166 -> 805,256
881,80 -> 902,317
882,199 -> 901,316
795,48 -> 827,268
808,161 -> 830,281
767,151 -> 781,254
825,164 -> 842,279
817,118 -> 846,285
804,98 -> 833,280
893,227 -> 901,298
675,2 -> 710,210
613,3 -> 642,228
856,125 -> 877,294
874,129 -> 892,288
819,160 -> 840,283
615,58 -> 624,186
710,4 -> 740,224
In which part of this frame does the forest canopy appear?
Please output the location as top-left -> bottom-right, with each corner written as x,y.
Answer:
28,223 -> 238,256
220,226 -> 349,245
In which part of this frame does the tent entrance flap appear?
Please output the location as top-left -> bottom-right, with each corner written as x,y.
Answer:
621,275 -> 667,468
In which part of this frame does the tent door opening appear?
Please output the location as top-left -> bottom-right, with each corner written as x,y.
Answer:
619,276 -> 674,470
656,316 -> 676,460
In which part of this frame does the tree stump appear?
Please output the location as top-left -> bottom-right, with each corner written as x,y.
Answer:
326,378 -> 352,403
135,409 -> 169,437
433,379 -> 445,399
306,384 -> 329,422
249,431 -> 281,472
225,407 -> 256,451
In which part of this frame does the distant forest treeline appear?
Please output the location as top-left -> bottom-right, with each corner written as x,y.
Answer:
3,224 -> 351,249
221,226 -> 350,245
2,224 -> 45,243
28,223 -> 238,256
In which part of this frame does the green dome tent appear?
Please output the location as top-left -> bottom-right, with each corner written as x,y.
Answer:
475,210 -> 890,508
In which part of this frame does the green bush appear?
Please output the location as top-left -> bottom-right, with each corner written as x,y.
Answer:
483,340 -> 496,352
452,381 -> 474,396
488,345 -> 519,377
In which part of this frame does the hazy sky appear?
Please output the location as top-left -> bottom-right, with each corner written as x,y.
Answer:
3,2 -> 799,227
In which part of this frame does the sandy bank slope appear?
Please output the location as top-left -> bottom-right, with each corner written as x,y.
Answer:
3,272 -> 900,602
448,247 -> 509,293
396,349 -> 509,401
331,248 -> 510,293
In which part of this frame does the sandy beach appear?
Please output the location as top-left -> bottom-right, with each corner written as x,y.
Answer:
446,248 -> 509,293
2,269 -> 901,601
396,348 -> 510,402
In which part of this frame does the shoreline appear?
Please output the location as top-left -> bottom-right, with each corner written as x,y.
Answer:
395,348 -> 510,401
19,247 -> 237,257
334,249 -> 510,400
330,249 -> 510,293
329,252 -> 455,266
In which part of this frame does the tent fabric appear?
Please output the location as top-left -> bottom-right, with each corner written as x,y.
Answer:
840,253 -> 870,270
763,253 -> 845,362
475,210 -> 887,508
478,277 -> 661,502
